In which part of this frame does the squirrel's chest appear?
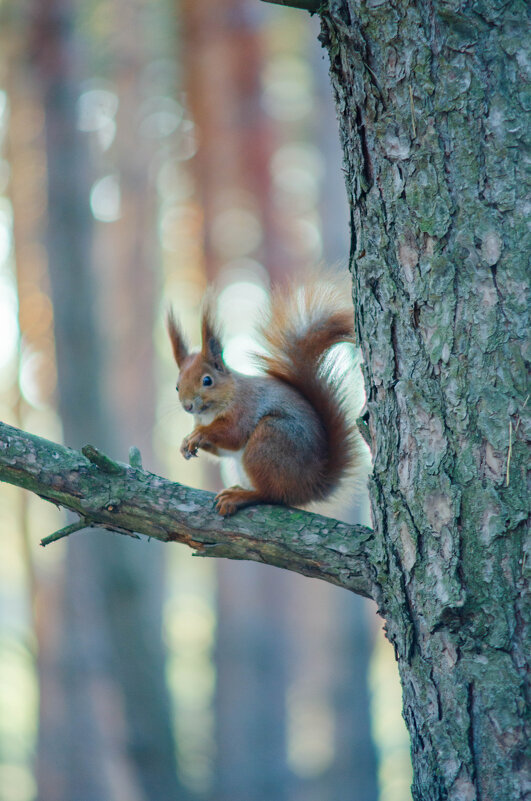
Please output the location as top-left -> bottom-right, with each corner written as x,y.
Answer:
217,447 -> 252,489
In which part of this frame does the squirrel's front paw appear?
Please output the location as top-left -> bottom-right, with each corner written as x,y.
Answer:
180,433 -> 202,460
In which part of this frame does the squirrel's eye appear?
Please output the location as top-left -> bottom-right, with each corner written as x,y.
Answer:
175,383 -> 179,392
202,375 -> 213,387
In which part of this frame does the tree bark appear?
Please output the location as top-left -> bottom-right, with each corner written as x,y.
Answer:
319,1 -> 529,799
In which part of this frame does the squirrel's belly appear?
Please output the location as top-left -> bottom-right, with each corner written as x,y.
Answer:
218,447 -> 253,489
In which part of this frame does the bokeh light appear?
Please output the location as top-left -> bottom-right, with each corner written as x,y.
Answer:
90,174 -> 122,222
0,277 -> 18,370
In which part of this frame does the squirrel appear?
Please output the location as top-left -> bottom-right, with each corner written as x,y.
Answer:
167,280 -> 364,516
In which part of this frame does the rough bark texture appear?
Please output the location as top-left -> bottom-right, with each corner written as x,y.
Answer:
0,421 -> 376,598
319,1 -> 529,800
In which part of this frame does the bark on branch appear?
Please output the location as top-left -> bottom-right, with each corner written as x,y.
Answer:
0,421 -> 376,598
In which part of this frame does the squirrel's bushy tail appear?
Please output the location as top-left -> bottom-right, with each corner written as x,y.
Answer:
257,279 -> 363,501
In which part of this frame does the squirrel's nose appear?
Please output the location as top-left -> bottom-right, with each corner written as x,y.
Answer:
183,401 -> 193,413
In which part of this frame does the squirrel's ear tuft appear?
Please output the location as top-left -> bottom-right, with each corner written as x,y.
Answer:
201,293 -> 226,373
167,307 -> 189,367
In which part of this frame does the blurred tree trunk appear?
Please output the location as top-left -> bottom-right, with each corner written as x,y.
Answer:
329,596 -> 377,801
319,2 -> 529,799
92,0 -> 186,796
28,0 -> 182,798
180,2 -> 291,799
215,564 -> 290,801
28,3 -> 122,799
181,0 -> 288,281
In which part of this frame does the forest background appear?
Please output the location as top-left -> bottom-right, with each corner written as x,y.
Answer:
0,1 -> 412,800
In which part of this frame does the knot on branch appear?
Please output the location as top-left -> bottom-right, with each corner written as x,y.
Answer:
82,444 -> 124,474
128,446 -> 143,468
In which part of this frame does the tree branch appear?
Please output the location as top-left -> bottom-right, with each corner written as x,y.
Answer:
0,421 -> 376,598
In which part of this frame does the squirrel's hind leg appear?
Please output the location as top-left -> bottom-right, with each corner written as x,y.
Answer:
242,415 -> 325,507
215,486 -> 268,516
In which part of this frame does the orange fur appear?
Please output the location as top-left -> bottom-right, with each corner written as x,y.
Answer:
167,279 -> 364,516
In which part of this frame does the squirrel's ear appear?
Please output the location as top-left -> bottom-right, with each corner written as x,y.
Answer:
167,308 -> 189,367
201,294 -> 226,373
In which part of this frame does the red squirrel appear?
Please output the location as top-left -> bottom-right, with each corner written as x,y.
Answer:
167,281 -> 363,516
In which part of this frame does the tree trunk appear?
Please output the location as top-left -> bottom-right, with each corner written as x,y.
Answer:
29,0 -> 182,797
91,0 -> 186,795
29,3 -> 121,797
319,1 -> 529,799
215,561 -> 290,801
